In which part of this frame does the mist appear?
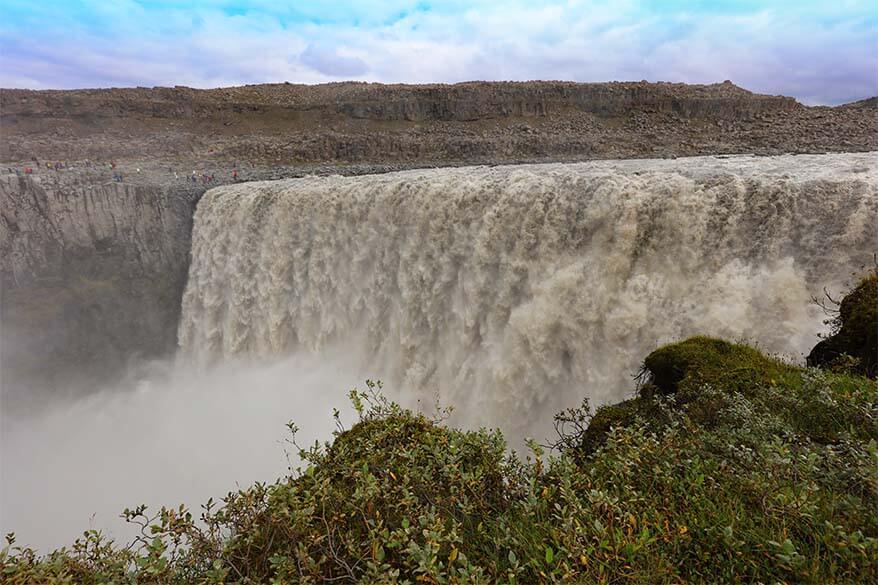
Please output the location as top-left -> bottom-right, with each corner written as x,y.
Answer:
1,348 -> 371,552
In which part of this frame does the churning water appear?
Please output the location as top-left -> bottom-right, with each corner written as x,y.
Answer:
181,153 -> 877,435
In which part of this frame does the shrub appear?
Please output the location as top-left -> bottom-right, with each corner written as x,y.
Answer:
218,384 -> 513,583
3,355 -> 877,584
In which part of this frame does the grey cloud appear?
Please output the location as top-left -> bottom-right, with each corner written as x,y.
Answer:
299,44 -> 368,77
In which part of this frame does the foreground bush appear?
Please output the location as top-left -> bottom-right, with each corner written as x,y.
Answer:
808,268 -> 878,378
4,356 -> 877,584
5,266 -> 878,583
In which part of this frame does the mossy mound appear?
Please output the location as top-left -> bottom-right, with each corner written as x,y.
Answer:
573,336 -> 791,455
808,271 -> 878,378
575,336 -> 878,456
643,336 -> 801,397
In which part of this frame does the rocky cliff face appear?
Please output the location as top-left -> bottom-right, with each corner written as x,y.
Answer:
0,173 -> 200,404
0,80 -> 796,120
333,81 -> 798,121
2,81 -> 872,164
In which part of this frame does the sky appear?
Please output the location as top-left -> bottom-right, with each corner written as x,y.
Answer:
0,1 -> 875,105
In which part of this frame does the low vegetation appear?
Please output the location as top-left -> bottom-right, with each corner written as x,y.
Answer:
4,273 -> 877,584
808,268 -> 878,378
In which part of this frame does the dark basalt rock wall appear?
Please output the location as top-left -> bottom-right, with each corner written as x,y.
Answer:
335,81 -> 798,121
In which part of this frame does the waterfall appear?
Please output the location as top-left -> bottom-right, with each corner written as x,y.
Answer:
179,153 -> 878,435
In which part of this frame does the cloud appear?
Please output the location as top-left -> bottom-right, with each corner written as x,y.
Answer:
0,1 -> 875,104
300,44 -> 368,77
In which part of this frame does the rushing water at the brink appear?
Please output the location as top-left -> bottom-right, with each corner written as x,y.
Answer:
180,153 -> 878,437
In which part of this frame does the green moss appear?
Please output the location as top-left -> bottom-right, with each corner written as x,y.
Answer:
572,337 -> 799,455
809,271 -> 878,378
576,336 -> 878,453
643,336 -> 801,397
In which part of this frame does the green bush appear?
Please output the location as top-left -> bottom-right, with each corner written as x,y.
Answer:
809,270 -> 878,378
218,385 -> 514,583
3,355 -> 878,584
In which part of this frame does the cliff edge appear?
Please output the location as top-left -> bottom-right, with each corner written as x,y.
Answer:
2,80 -> 875,164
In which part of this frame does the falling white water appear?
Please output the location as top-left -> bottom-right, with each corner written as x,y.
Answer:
179,153 -> 878,438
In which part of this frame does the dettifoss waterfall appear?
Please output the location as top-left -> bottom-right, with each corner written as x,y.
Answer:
7,153 -> 877,552
179,153 -> 878,436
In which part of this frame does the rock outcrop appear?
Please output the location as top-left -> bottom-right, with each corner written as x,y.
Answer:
1,80 -> 796,120
332,80 -> 798,121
